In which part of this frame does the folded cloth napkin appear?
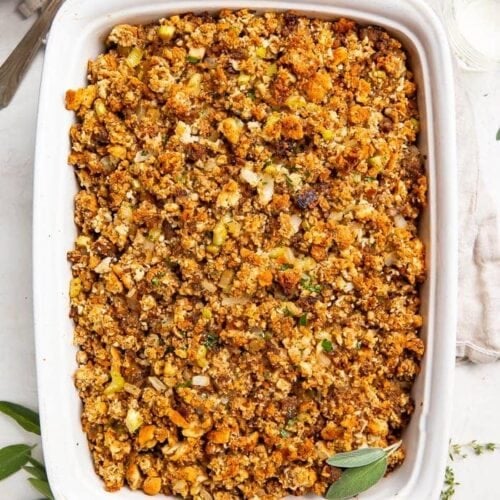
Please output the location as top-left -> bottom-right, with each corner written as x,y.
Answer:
453,69 -> 500,362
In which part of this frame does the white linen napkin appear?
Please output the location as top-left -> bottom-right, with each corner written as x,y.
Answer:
455,73 -> 500,362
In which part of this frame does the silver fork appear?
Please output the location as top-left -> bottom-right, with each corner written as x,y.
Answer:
0,0 -> 64,109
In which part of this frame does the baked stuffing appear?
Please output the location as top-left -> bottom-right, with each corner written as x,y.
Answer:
66,10 -> 426,499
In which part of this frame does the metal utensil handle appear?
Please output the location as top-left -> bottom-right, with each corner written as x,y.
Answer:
0,0 -> 64,109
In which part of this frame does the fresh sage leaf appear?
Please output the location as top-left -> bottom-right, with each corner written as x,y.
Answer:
23,465 -> 48,481
325,456 -> 388,500
0,444 -> 33,481
326,447 -> 386,468
28,456 -> 46,470
0,401 -> 40,435
28,478 -> 54,500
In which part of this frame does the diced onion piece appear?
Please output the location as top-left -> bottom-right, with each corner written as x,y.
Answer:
218,270 -> 234,290
290,215 -> 302,234
258,175 -> 274,205
202,280 -> 217,293
134,150 -> 150,163
125,408 -> 143,433
94,257 -> 112,274
221,295 -> 250,306
329,212 -> 343,223
394,214 -> 407,228
192,375 -> 210,387
148,376 -> 167,392
240,167 -> 261,187
283,301 -> 302,317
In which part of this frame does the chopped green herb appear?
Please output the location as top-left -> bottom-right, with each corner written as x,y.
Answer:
280,263 -> 294,271
151,272 -> 165,286
449,440 -> 499,459
365,176 -> 377,182
299,314 -> 308,326
186,55 -> 201,63
321,339 -> 333,353
300,275 -> 322,293
203,333 -> 219,349
280,429 -> 290,438
440,466 -> 459,500
283,307 -> 294,317
247,89 -> 256,100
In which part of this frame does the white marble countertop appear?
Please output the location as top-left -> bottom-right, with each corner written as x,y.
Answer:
0,1 -> 499,498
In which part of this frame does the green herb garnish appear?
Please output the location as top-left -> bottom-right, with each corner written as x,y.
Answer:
321,339 -> 333,353
280,429 -> 290,438
203,332 -> 219,349
299,314 -> 308,326
151,272 -> 165,287
300,275 -> 322,293
186,55 -> 201,64
325,441 -> 401,499
441,466 -> 459,500
280,263 -> 293,271
449,440 -> 499,460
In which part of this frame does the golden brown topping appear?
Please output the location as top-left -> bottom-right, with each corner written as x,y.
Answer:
68,10 -> 425,499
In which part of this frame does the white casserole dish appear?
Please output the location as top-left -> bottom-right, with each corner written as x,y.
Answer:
32,0 -> 457,498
